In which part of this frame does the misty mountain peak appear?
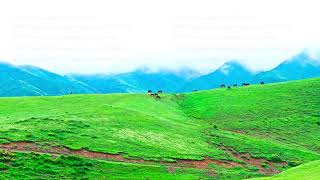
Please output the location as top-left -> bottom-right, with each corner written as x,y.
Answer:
284,51 -> 320,67
218,60 -> 250,75
253,51 -> 320,84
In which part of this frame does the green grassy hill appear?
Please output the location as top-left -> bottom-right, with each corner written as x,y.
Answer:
250,160 -> 320,180
0,78 -> 319,179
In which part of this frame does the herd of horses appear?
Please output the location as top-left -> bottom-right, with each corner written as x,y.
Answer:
70,81 -> 266,98
147,90 -> 162,99
147,81 -> 265,99
220,81 -> 265,89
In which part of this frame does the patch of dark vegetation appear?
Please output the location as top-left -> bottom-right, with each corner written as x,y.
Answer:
39,129 -> 77,140
312,113 -> 320,118
25,134 -> 34,138
261,163 -> 269,169
247,165 -> 259,172
16,118 -> 39,124
67,120 -> 90,129
269,155 -> 283,163
0,162 -> 8,171
287,160 -> 302,167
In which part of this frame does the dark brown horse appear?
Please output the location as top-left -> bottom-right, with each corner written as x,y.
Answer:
150,93 -> 157,97
150,93 -> 160,99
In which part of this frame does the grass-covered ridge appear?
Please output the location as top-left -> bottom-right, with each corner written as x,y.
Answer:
182,78 -> 320,148
0,78 -> 319,179
180,78 -> 320,161
0,93 -> 211,160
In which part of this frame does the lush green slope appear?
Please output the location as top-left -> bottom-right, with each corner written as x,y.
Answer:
250,160 -> 320,180
0,150 -> 208,179
0,78 -> 319,179
180,78 -> 320,156
0,93 -> 211,160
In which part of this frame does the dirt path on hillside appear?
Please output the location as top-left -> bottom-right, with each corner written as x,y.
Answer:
0,141 -> 286,175
219,145 -> 287,175
0,141 -> 239,171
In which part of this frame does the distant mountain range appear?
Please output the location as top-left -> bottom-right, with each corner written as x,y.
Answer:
252,52 -> 320,84
1,51 -> 320,96
183,52 -> 320,91
67,69 -> 193,93
0,62 -> 94,96
181,60 -> 254,91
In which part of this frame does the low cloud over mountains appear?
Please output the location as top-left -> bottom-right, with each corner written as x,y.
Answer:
1,52 -> 320,96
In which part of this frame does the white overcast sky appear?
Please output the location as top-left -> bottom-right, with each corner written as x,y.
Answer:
0,0 -> 320,74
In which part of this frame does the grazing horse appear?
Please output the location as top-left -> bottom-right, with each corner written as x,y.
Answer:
150,93 -> 157,97
150,93 -> 161,99
158,90 -> 163,94
260,82 -> 265,85
147,90 -> 152,93
220,84 -> 226,88
242,83 -> 250,86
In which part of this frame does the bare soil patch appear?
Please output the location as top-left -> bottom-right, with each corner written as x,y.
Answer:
0,141 -> 237,171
